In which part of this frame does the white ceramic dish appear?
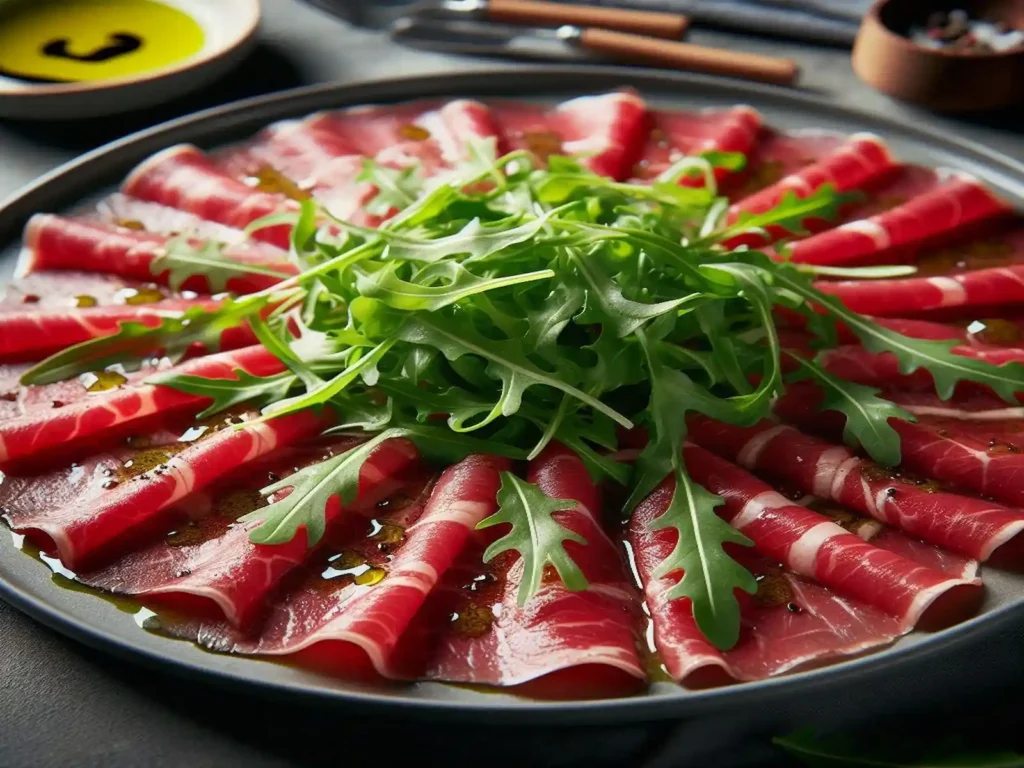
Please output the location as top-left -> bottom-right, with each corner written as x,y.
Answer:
0,0 -> 261,120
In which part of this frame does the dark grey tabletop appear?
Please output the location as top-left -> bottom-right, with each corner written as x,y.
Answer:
2,2 -> 1024,766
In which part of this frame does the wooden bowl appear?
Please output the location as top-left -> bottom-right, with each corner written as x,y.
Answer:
852,0 -> 1024,112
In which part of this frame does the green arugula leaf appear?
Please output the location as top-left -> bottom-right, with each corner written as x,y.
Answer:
774,730 -> 1024,768
244,429 -> 401,546
21,296 -> 268,386
398,313 -> 633,430
477,472 -> 589,606
788,356 -> 915,466
774,270 -> 1024,402
571,248 -> 697,338
357,158 -> 422,215
152,237 -> 292,293
146,369 -> 296,419
702,185 -> 854,245
356,261 -> 553,312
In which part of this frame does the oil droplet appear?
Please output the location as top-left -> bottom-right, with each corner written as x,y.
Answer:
649,127 -> 669,147
367,519 -> 405,549
81,370 -> 128,392
118,287 -> 165,305
988,439 -> 1021,456
751,566 -> 793,608
175,568 -> 192,578
179,425 -> 210,443
126,435 -> 152,449
398,123 -> 431,141
249,165 -> 311,201
75,295 -> 98,308
120,449 -> 172,479
969,318 -> 1021,347
522,130 -> 563,161
449,602 -> 495,638
354,566 -> 387,586
117,219 -> 146,231
166,522 -> 203,547
214,488 -> 265,520
787,602 -> 803,613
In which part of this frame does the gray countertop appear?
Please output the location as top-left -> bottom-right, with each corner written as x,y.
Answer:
1,3 -> 1022,766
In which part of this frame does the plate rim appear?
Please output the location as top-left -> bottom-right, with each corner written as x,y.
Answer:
2,64 -> 1023,723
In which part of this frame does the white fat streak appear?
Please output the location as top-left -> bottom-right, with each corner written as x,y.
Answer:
405,500 -> 490,533
901,404 -> 1024,421
732,490 -> 793,530
825,456 -> 861,501
737,425 -> 789,467
926,276 -> 969,308
788,521 -> 849,575
123,144 -> 196,189
812,447 -> 852,498
242,421 -> 280,461
836,219 -> 891,250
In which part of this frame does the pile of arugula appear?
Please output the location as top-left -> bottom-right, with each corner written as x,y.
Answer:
23,140 -> 1024,650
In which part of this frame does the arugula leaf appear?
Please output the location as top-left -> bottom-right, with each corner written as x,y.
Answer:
21,296 -> 268,386
477,472 -> 589,606
356,261 -> 553,312
701,185 -> 853,245
244,429 -> 400,546
774,270 -> 1024,402
788,356 -> 915,466
398,313 -> 633,430
244,425 -> 528,545
152,237 -> 291,292
146,369 -> 296,419
358,158 -> 422,215
570,248 -> 697,338
774,730 -> 1024,768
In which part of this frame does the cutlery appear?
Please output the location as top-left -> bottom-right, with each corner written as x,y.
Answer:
390,16 -> 800,84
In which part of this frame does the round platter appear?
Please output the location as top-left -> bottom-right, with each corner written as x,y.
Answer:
1,66 -> 1024,727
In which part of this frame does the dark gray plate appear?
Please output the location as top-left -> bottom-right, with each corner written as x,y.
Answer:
2,66 -> 1023,725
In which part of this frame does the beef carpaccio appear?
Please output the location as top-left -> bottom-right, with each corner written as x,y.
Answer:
1,90 -> 1022,701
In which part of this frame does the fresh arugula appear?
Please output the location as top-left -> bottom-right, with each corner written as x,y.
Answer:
477,471 -> 589,606
153,237 -> 292,292
25,139 -> 1024,651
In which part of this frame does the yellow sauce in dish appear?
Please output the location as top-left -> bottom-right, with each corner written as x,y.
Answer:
0,0 -> 204,84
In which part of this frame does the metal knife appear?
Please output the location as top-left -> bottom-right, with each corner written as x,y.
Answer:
390,16 -> 800,85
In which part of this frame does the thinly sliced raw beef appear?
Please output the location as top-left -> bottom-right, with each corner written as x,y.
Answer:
82,437 -> 420,630
911,221 -> 1024,274
725,134 -> 895,240
22,214 -> 295,294
804,499 -> 978,579
122,145 -> 298,249
629,485 -> 902,688
0,345 -> 285,465
686,414 -> 1024,564
1,409 -> 327,570
215,99 -> 500,224
722,128 -> 847,201
630,106 -> 761,183
775,382 -> 1024,511
173,454 -> 507,681
817,264 -> 1024,319
787,173 -> 1012,266
399,443 -> 645,698
681,443 -> 981,629
95,193 -> 252,243
0,298 -> 221,362
490,92 -> 647,180
2,270 -> 164,309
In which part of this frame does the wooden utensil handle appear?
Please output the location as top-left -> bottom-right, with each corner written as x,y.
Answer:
579,28 -> 800,86
487,0 -> 688,39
